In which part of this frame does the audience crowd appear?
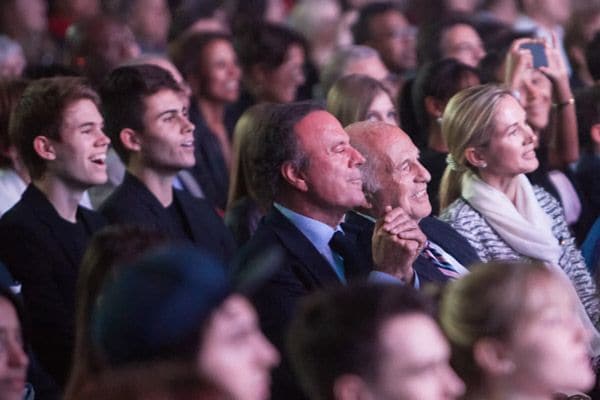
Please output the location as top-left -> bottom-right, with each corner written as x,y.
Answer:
1,0 -> 600,399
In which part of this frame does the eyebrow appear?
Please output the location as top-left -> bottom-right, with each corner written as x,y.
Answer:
155,109 -> 179,120
77,122 -> 100,130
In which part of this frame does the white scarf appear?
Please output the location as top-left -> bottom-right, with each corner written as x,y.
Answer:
462,172 -> 561,265
462,171 -> 600,356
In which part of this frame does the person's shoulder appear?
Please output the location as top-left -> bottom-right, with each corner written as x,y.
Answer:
439,198 -> 473,221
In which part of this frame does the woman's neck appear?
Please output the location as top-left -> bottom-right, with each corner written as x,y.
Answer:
478,172 -> 520,204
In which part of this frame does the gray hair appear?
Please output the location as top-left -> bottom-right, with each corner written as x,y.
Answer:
320,45 -> 381,96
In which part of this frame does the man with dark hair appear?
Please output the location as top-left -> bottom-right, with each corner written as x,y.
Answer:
234,101 -> 417,399
0,77 -> 109,387
352,2 -> 417,77
347,121 -> 480,284
99,64 -> 235,265
288,284 -> 464,400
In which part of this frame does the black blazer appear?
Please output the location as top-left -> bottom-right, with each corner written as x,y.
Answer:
233,207 -> 372,400
0,184 -> 106,387
100,172 -> 236,265
345,212 -> 480,284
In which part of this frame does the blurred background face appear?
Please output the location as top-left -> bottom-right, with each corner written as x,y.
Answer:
0,297 -> 28,400
198,295 -> 279,400
503,275 -> 595,396
261,44 -> 305,103
440,24 -> 486,68
200,39 -> 241,104
13,0 -> 47,32
366,91 -> 398,126
520,69 -> 552,133
130,0 -> 171,46
368,10 -> 417,73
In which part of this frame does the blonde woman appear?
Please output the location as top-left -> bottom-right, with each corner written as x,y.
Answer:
438,84 -> 600,350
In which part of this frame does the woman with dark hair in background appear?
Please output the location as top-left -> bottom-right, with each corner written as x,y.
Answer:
170,31 -> 241,212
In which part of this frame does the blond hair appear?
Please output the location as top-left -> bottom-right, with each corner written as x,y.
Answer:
438,84 -> 511,210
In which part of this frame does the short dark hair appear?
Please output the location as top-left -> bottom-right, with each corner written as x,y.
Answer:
586,32 -> 600,81
10,77 -> 100,180
288,283 -> 432,400
99,64 -> 181,163
235,22 -> 307,73
249,101 -> 323,206
352,2 -> 404,45
416,14 -> 479,66
412,58 -> 481,132
575,85 -> 600,152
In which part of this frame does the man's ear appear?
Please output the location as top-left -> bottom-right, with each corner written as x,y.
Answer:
119,128 -> 142,152
32,136 -> 56,161
333,374 -> 374,400
464,146 -> 487,169
473,337 -> 515,377
281,160 -> 308,192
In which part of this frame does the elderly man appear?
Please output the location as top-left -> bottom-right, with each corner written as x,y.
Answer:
289,283 -> 464,400
234,102 -> 413,399
347,121 -> 480,285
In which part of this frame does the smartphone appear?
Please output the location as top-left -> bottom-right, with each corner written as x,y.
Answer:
519,42 -> 548,68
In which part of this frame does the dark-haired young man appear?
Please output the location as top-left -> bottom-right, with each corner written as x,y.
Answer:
0,77 -> 110,387
288,284 -> 464,400
99,64 -> 235,265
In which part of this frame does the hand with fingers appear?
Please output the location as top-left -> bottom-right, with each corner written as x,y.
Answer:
371,206 -> 426,283
504,37 -> 536,93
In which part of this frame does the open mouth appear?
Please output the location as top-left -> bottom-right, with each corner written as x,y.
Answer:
90,154 -> 106,165
181,139 -> 194,148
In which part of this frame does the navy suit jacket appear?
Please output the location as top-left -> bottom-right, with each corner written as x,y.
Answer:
233,207 -> 371,400
346,212 -> 480,284
0,184 -> 106,387
100,172 -> 236,265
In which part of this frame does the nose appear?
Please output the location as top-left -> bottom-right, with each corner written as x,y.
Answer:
181,114 -> 195,134
350,146 -> 366,167
416,160 -> 431,183
7,340 -> 28,368
96,129 -> 111,146
256,332 -> 280,368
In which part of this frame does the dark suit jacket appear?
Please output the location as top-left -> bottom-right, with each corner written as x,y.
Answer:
233,207 -> 371,400
0,184 -> 106,387
100,173 -> 236,265
346,212 -> 480,284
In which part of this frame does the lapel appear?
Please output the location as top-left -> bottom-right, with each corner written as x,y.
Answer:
419,216 -> 480,266
174,188 -> 207,244
266,208 -> 342,285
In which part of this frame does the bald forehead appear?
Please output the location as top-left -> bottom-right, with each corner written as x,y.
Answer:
347,121 -> 411,151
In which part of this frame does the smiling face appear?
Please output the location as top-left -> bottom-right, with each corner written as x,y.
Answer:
474,95 -> 539,181
0,297 -> 28,400
371,313 -> 465,400
198,295 -> 279,400
366,91 -> 398,126
137,89 -> 195,173
293,110 -> 366,224
366,126 -> 431,221
260,44 -> 306,103
48,99 -> 110,189
502,274 -> 595,397
200,39 -> 241,104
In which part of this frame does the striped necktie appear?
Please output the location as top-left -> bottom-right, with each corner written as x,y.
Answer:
421,241 -> 460,279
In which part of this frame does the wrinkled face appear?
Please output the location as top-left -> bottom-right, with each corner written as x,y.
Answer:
130,0 -> 171,45
366,91 -> 398,126
200,39 -> 241,104
0,297 -> 28,400
520,69 -> 552,132
503,275 -> 595,396
294,111 -> 367,219
138,89 -> 195,173
369,129 -> 431,220
198,295 -> 280,400
367,10 -> 417,73
475,96 -> 539,179
261,44 -> 305,103
48,99 -> 110,189
370,313 -> 465,400
441,24 -> 486,68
